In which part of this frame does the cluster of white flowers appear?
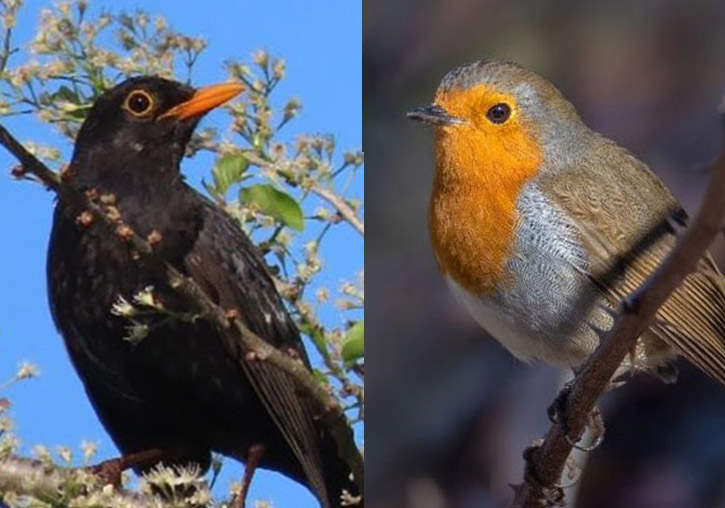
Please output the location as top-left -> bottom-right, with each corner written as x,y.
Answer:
140,463 -> 212,506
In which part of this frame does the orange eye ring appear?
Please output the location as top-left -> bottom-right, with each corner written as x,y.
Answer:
123,89 -> 155,117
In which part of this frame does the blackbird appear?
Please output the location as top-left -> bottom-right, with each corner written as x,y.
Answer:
46,76 -> 357,508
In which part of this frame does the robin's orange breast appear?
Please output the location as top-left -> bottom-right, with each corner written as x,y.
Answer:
428,86 -> 543,295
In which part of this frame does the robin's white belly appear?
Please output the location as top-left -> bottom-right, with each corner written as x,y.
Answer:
445,276 -> 544,363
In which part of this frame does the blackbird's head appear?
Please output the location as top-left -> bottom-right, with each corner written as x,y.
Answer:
71,76 -> 243,183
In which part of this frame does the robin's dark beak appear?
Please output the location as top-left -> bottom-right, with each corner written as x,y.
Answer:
407,105 -> 464,126
159,82 -> 245,120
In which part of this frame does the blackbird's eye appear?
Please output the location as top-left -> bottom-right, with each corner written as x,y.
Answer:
124,90 -> 155,117
486,103 -> 511,124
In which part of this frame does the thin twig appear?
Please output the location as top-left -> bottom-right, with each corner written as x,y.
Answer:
511,114 -> 725,507
310,183 -> 364,236
0,123 -> 364,492
0,3 -> 15,77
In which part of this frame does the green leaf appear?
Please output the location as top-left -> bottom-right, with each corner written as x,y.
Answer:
240,184 -> 304,231
212,154 -> 249,195
341,321 -> 364,364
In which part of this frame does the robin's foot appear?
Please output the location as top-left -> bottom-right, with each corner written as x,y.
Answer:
230,444 -> 265,508
547,381 -> 573,426
548,384 -> 606,452
564,406 -> 605,452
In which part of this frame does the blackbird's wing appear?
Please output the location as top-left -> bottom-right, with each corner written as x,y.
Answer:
541,142 -> 725,384
182,196 -> 328,503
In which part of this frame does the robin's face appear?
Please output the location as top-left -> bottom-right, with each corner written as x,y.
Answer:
432,84 -> 537,159
408,61 -> 593,178
409,83 -> 542,186
434,84 -> 520,133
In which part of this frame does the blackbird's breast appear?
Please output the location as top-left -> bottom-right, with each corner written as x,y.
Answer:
46,195 -> 269,466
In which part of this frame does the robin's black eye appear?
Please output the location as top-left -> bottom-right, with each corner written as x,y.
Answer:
486,103 -> 511,124
124,90 -> 155,117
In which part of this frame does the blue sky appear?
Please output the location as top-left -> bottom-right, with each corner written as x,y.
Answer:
0,1 -> 361,506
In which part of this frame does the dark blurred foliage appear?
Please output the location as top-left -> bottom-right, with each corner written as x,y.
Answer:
365,1 -> 725,507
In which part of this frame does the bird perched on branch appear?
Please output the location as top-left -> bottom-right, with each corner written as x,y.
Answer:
408,60 -> 725,386
47,76 -> 358,508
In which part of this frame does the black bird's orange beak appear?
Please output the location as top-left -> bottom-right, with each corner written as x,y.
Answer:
159,82 -> 245,120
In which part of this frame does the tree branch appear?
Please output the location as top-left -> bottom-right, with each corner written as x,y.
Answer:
511,107 -> 725,508
0,123 -> 363,492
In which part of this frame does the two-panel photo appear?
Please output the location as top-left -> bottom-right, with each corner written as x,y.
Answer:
0,1 -> 724,507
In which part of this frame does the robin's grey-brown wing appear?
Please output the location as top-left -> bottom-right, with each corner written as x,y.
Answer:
540,137 -> 725,384
182,196 -> 332,506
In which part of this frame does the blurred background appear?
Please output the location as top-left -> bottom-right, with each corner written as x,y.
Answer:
365,1 -> 725,507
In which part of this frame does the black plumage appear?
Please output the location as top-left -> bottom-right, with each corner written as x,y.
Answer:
46,76 -> 356,508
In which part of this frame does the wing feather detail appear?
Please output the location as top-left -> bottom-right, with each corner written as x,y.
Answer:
541,143 -> 725,384
184,199 -> 330,505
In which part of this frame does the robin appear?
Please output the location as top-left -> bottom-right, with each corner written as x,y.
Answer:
408,60 -> 725,385
47,76 -> 358,508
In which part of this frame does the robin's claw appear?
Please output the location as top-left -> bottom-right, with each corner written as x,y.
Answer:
548,384 -> 606,452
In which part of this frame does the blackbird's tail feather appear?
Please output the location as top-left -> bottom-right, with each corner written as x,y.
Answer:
319,428 -> 362,508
